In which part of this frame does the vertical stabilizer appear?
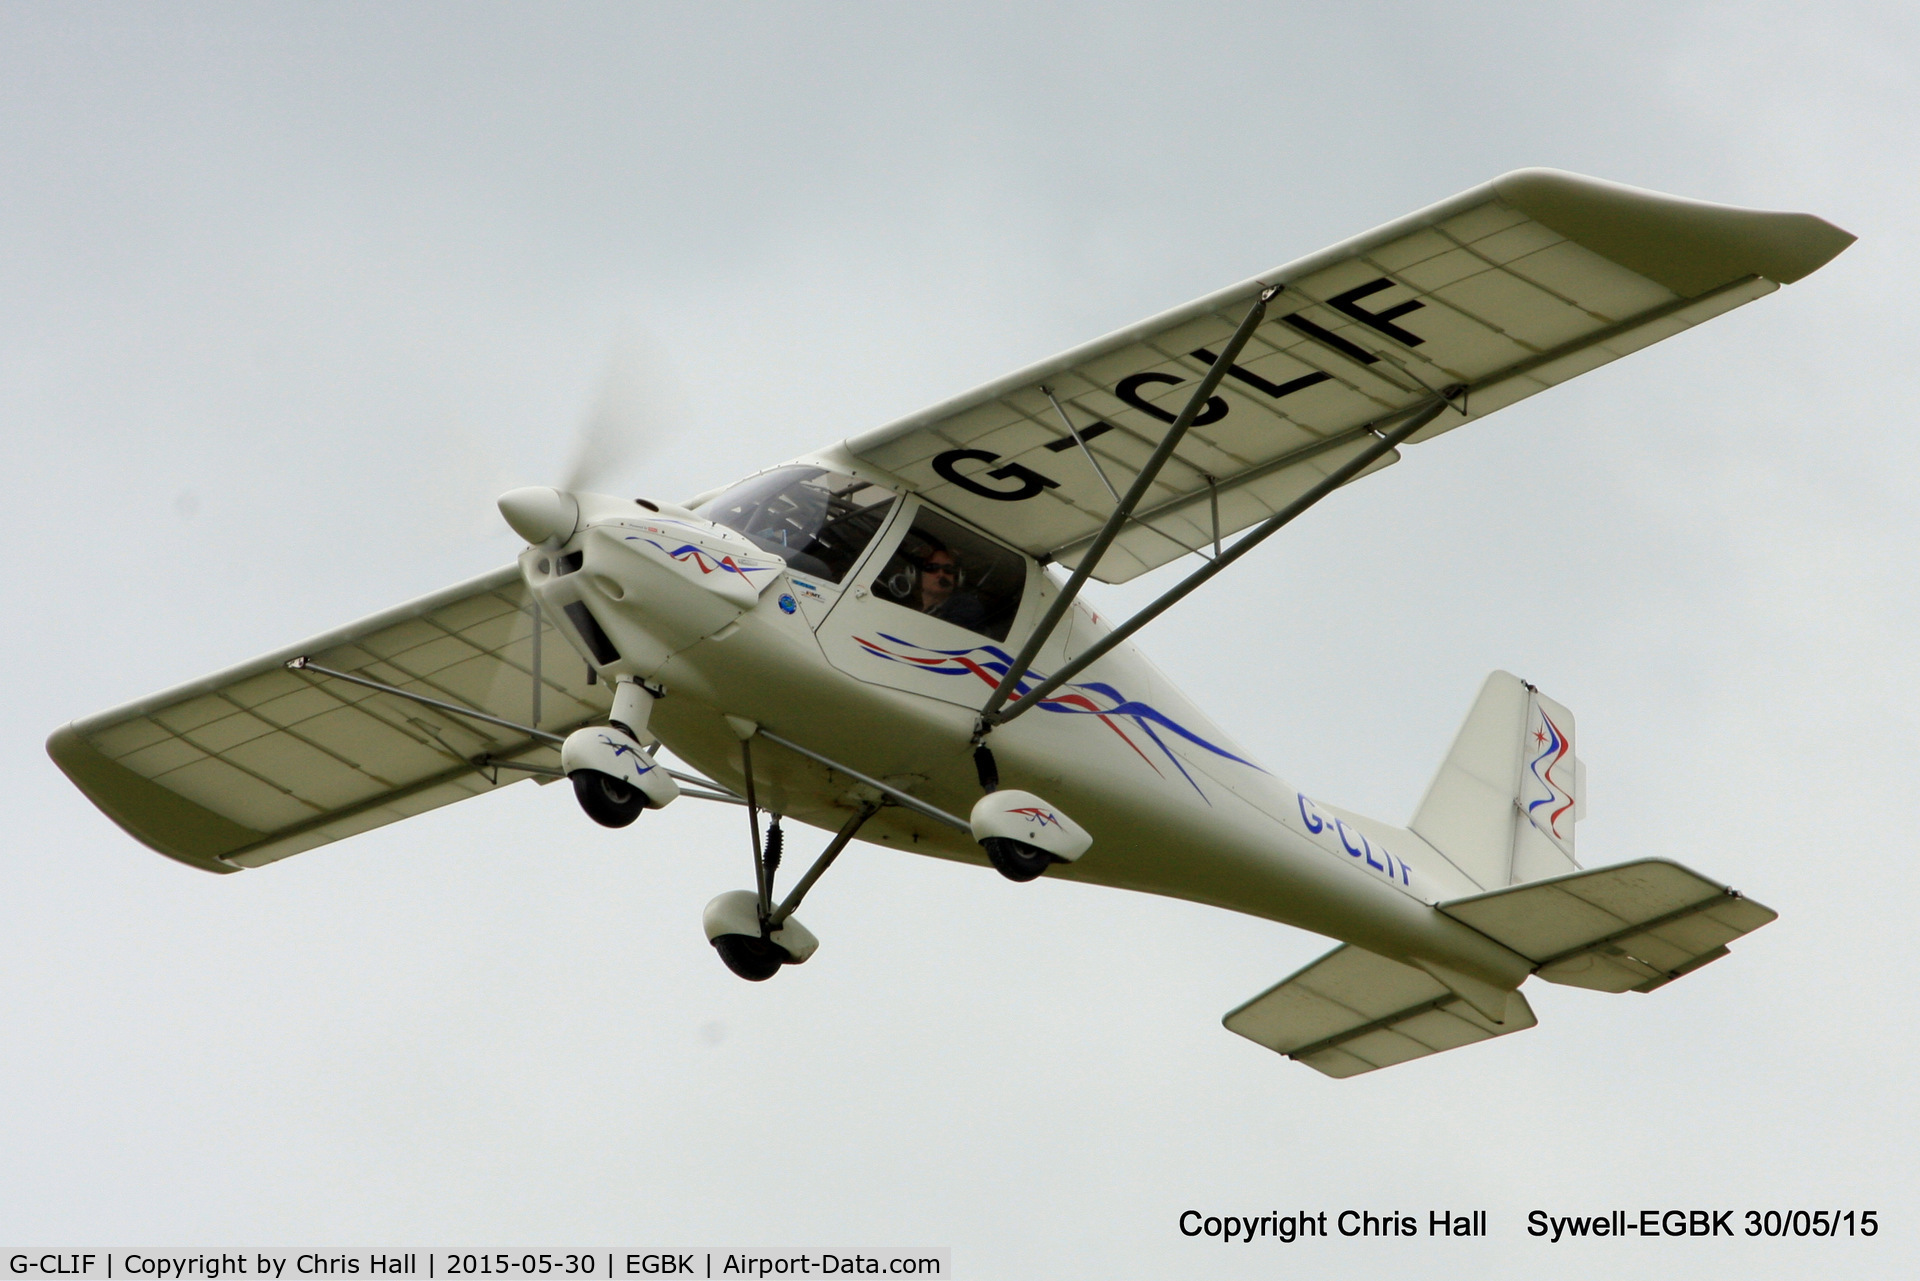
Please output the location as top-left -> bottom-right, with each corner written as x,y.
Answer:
1410,672 -> 1584,890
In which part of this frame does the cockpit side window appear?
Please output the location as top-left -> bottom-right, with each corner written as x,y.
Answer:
869,506 -> 1028,642
697,466 -> 897,583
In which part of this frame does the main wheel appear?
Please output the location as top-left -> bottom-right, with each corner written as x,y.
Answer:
711,933 -> 789,981
571,768 -> 646,828
981,836 -> 1057,883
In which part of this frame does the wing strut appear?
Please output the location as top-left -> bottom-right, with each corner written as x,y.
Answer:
987,393 -> 1457,728
284,656 -> 741,801
1041,384 -> 1120,503
754,726 -> 974,833
1041,384 -> 1211,562
976,285 -> 1281,729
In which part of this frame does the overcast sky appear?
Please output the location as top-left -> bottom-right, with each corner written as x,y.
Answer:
4,3 -> 1915,1277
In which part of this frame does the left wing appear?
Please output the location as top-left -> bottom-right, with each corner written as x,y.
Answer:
48,566 -> 609,873
844,169 -> 1852,582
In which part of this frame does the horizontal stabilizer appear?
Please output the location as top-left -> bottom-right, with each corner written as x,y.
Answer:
1439,858 -> 1776,993
1224,944 -> 1535,1079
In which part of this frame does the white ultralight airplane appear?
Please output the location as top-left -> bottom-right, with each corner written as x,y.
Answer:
50,170 -> 1852,1077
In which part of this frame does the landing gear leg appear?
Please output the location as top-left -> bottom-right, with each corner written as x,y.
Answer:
704,739 -> 877,981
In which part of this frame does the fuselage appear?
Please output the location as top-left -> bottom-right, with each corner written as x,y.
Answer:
522,458 -> 1530,991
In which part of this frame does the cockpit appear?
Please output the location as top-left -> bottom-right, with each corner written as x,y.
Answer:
698,464 -> 1030,642
697,466 -> 897,582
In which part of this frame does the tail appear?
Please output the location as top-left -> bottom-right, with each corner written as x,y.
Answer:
1410,670 -> 1584,891
1225,858 -> 1776,1077
1222,672 -> 1776,1078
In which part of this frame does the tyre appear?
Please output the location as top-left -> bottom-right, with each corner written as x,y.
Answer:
571,768 -> 646,828
711,933 -> 789,981
981,836 -> 1056,883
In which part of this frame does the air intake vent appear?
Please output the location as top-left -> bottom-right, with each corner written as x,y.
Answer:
562,601 -> 620,665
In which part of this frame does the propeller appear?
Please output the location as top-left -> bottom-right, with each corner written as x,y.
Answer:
557,328 -> 679,495
499,328 -> 682,546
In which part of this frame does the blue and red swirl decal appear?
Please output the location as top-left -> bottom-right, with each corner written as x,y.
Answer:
852,632 -> 1260,798
626,535 -> 776,579
597,732 -> 659,782
1524,707 -> 1575,844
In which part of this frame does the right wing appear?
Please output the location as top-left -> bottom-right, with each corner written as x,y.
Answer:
48,566 -> 610,874
844,170 -> 1853,583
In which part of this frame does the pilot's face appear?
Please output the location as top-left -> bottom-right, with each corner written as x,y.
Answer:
921,553 -> 958,606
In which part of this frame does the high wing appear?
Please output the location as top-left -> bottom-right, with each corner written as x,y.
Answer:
48,567 -> 610,873
844,169 -> 1853,582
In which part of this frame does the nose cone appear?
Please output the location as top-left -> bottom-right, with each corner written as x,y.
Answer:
498,487 -> 580,546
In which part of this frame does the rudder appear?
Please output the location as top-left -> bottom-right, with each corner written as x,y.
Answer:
1410,671 -> 1585,890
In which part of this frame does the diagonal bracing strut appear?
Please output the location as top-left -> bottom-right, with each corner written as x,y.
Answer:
285,656 -> 742,800
987,394 -> 1456,728
976,285 -> 1282,729
971,274 -> 1770,733
768,802 -> 879,926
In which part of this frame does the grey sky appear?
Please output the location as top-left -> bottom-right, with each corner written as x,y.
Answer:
4,3 -> 1914,1276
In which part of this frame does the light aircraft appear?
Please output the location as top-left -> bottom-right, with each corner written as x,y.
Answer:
50,170 -> 1852,1077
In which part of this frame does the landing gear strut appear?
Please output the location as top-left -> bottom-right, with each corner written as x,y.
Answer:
704,732 -> 874,981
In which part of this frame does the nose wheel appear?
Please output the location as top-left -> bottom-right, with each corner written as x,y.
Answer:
561,713 -> 679,826
572,769 -> 646,828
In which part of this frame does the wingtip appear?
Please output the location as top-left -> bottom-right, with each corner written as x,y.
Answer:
1491,168 -> 1855,293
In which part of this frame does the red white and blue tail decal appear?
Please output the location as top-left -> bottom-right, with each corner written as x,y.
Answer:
1520,697 -> 1576,855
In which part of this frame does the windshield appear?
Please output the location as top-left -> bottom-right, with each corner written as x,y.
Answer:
698,466 -> 898,583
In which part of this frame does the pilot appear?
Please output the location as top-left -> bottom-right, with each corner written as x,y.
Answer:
917,543 -> 987,631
